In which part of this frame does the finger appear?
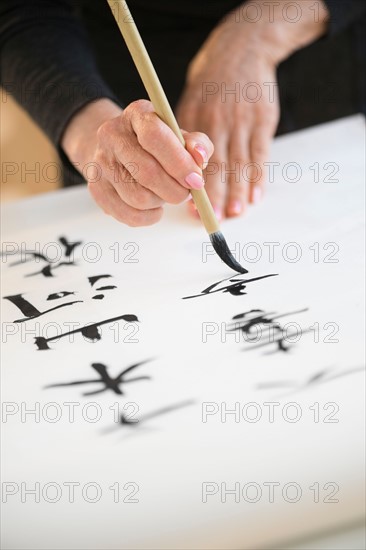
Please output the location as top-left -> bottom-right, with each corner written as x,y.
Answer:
88,178 -> 163,227
202,134 -> 228,222
106,161 -> 165,211
116,142 -> 190,205
226,126 -> 251,217
181,130 -> 214,170
249,125 -> 272,204
126,100 -> 205,191
96,127 -> 189,205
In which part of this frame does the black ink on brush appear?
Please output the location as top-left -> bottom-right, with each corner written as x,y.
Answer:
209,232 -> 248,274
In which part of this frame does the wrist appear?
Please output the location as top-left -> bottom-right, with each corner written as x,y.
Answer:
229,0 -> 330,65
61,98 -> 123,167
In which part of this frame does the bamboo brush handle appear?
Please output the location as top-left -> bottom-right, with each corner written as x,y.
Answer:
106,0 -> 220,235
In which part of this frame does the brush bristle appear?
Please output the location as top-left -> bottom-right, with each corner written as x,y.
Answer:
209,232 -> 248,274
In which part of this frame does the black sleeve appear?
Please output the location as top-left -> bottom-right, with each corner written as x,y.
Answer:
323,0 -> 366,35
0,0 -> 121,152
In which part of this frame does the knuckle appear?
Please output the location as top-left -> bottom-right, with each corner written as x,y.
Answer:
126,99 -> 152,119
112,162 -> 127,185
93,148 -> 107,168
96,120 -> 111,143
138,117 -> 161,148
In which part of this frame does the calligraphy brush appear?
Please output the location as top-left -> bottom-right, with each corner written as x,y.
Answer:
106,0 -> 247,274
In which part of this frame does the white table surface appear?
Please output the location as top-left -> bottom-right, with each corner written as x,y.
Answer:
1,115 -> 365,550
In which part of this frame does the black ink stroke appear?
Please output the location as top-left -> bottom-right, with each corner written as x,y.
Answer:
256,366 -> 365,396
45,359 -> 151,396
59,236 -> 82,258
34,314 -> 139,350
88,275 -> 112,286
120,400 -> 196,426
26,261 -> 77,278
26,237 -> 82,277
47,291 -> 76,300
1,237 -> 82,278
3,293 -> 82,323
182,274 -> 277,300
88,274 -> 117,300
228,308 -> 309,354
3,275 -> 118,322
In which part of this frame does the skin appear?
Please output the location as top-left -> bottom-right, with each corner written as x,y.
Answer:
62,0 -> 329,227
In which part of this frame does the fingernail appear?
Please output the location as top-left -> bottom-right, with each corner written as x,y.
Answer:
194,145 -> 208,169
229,200 -> 242,216
185,172 -> 204,190
213,206 -> 223,222
252,187 -> 262,204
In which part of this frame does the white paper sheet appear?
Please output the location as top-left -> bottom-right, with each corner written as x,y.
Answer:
1,115 -> 365,549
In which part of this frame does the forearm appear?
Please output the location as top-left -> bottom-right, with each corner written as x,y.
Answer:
0,0 -> 119,152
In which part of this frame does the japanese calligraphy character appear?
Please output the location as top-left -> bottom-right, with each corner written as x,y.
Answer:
35,313 -> 139,350
1,236 -> 82,277
229,308 -> 308,353
182,274 -> 277,300
45,359 -> 151,395
3,275 -> 116,323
